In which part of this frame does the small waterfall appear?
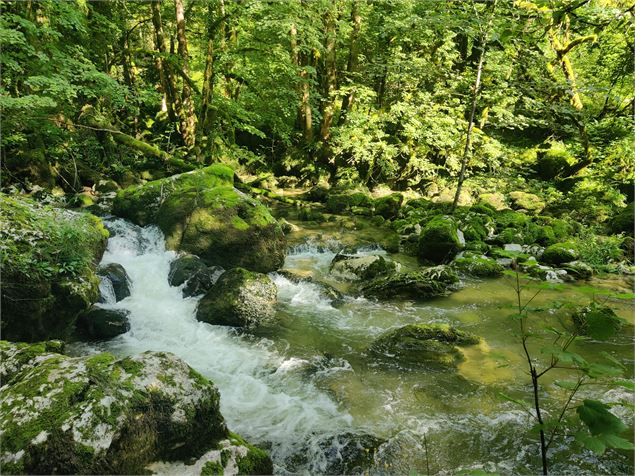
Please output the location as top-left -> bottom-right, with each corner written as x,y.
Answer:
79,218 -> 354,473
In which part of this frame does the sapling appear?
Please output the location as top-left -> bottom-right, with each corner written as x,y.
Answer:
503,262 -> 633,475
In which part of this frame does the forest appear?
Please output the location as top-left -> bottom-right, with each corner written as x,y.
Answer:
0,0 -> 634,475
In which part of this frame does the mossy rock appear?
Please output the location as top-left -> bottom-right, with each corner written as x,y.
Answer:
325,192 -> 373,214
298,207 -> 326,222
0,194 -> 107,342
418,216 -> 464,264
373,193 -> 404,219
368,323 -> 480,369
97,263 -> 131,302
461,215 -> 490,242
508,191 -> 545,213
0,343 -> 228,474
169,254 -> 222,297
330,254 -> 397,281
571,303 -> 627,339
196,268 -> 277,328
359,266 -> 458,300
113,165 -> 285,273
495,210 -> 530,231
561,261 -> 593,280
451,255 -> 504,278
76,306 -> 130,340
535,143 -> 575,180
541,242 -> 579,265
469,202 -> 497,216
477,192 -> 507,211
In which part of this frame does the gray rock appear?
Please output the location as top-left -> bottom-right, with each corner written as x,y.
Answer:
97,263 -> 131,302
169,254 -> 223,297
330,253 -> 397,281
77,305 -> 130,340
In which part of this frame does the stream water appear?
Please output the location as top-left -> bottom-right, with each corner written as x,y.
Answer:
73,218 -> 635,475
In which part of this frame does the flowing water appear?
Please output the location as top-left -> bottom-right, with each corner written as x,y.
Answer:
73,218 -> 635,475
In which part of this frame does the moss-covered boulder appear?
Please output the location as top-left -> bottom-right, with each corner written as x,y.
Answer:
112,165 -> 286,273
571,303 -> 627,339
418,216 -> 464,264
541,242 -> 580,265
97,263 -> 131,302
0,194 -> 108,342
508,191 -> 545,213
329,254 -> 397,281
0,342 -> 228,474
193,433 -> 273,475
169,253 -> 223,298
76,306 -> 130,340
451,255 -> 504,278
477,192 -> 507,211
368,324 -> 480,369
197,268 -> 277,328
561,261 -> 593,280
373,193 -> 404,219
297,207 -> 326,222
359,266 -> 459,300
325,192 -> 373,214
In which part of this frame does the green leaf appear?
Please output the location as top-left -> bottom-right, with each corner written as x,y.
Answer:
600,352 -> 626,370
582,363 -> 624,379
576,400 -> 628,436
575,432 -> 606,455
610,379 -> 634,391
554,380 -> 579,390
600,433 -> 635,450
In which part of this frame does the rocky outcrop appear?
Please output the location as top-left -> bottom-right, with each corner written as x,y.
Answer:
0,342 -> 229,475
0,194 -> 108,342
113,165 -> 286,273
196,268 -> 277,328
451,254 -> 504,278
368,324 -> 480,369
359,266 -> 459,300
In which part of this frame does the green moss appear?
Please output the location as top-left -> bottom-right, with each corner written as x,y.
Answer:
201,460 -> 224,475
418,216 -> 464,264
236,446 -> 273,475
508,191 -> 545,213
119,357 -> 144,377
452,256 -> 504,278
541,242 -> 579,265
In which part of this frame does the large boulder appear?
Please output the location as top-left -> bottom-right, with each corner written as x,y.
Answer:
541,242 -> 579,265
0,342 -> 229,474
508,191 -> 545,213
451,254 -> 504,278
325,192 -> 373,214
113,165 -> 286,273
359,266 -> 459,300
97,263 -> 131,302
368,323 -> 480,369
418,216 -> 464,264
76,306 -> 131,340
373,193 -> 403,219
0,194 -> 108,342
196,268 -> 277,328
329,254 -> 397,281
169,254 -> 223,297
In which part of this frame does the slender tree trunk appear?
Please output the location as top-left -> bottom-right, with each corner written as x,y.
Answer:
319,1 -> 337,143
150,0 -> 178,124
338,0 -> 362,126
198,0 -> 217,156
175,0 -> 197,150
452,0 -> 497,212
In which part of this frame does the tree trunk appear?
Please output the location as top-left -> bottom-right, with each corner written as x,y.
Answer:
338,0 -> 362,126
198,0 -> 217,156
175,0 -> 197,150
319,1 -> 337,144
452,0 -> 498,212
150,0 -> 179,125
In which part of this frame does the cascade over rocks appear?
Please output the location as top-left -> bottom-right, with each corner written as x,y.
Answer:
196,268 -> 277,328
0,341 -> 230,475
112,164 -> 286,273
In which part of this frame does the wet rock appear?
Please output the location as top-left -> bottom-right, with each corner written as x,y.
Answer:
1,194 -> 108,342
0,342 -> 228,475
278,218 -> 300,234
77,306 -> 130,340
197,268 -> 277,328
97,263 -> 131,302
113,164 -> 286,273
318,432 -> 385,475
368,323 -> 480,369
359,266 -> 459,300
193,433 -> 273,476
418,216 -> 464,264
276,271 -> 344,307
169,254 -> 223,297
330,253 -> 397,281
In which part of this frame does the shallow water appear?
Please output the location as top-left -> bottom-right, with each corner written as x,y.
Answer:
74,218 -> 635,475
